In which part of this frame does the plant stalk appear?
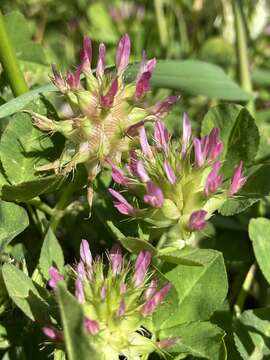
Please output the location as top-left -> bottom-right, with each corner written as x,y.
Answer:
232,0 -> 254,114
234,263 -> 256,317
0,10 -> 28,97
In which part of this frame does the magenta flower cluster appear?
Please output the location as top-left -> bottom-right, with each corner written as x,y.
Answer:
108,114 -> 247,237
43,240 -> 173,358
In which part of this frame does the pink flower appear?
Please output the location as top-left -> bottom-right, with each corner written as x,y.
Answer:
139,127 -> 154,159
144,181 -> 164,208
189,210 -> 207,231
134,250 -> 152,287
109,188 -> 137,215
164,160 -> 176,184
96,43 -> 106,78
100,78 -> 118,108
205,160 -> 223,196
116,34 -> 131,73
42,326 -> 63,341
84,318 -> 99,335
80,239 -> 92,267
207,128 -> 224,160
135,52 -> 156,99
193,138 -> 205,167
145,279 -> 158,300
110,245 -> 123,275
80,37 -> 92,72
151,95 -> 179,119
107,158 -> 128,186
142,282 -> 172,315
48,267 -> 64,288
136,160 -> 150,182
182,112 -> 192,157
117,298 -> 126,317
154,120 -> 169,153
229,161 -> 247,195
66,68 -> 81,90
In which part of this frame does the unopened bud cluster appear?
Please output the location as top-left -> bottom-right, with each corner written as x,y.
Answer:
43,240 -> 174,359
29,34 -> 177,201
109,114 -> 247,241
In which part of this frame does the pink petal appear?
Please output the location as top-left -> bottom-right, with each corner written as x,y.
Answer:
154,120 -> 169,153
84,318 -> 99,335
229,161 -> 247,195
100,78 -> 118,108
80,37 -> 92,72
48,267 -> 64,288
139,127 -> 154,159
142,282 -> 172,315
116,34 -> 131,73
144,181 -> 164,208
134,250 -> 152,287
80,239 -> 92,267
96,43 -> 106,78
189,210 -> 207,231
164,160 -> 176,184
182,112 -> 192,157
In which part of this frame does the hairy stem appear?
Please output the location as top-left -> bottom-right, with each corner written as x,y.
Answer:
234,263 -> 256,317
0,10 -> 28,96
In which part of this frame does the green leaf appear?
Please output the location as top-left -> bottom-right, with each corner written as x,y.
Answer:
154,249 -> 228,329
2,264 -> 48,322
234,308 -> 270,359
39,228 -> 65,280
119,236 -> 157,255
126,61 -> 252,101
158,247 -> 210,266
252,67 -> 270,86
202,104 -> 259,176
0,200 -> 29,251
159,321 -> 226,360
4,11 -> 47,66
56,283 -> 98,360
0,107 -> 57,184
249,218 -> 270,285
1,175 -> 64,202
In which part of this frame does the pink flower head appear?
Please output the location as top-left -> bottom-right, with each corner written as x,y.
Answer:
96,43 -> 106,78
100,78 -> 118,108
142,282 -> 172,316
75,278 -> 85,304
207,128 -> 224,160
154,120 -> 169,153
182,112 -> 192,157
76,261 -> 86,279
229,161 -> 247,195
164,160 -> 176,184
109,188 -> 137,215
84,318 -> 99,335
151,95 -> 180,119
189,210 -> 207,231
48,267 -> 64,288
80,37 -> 92,72
66,68 -> 81,90
107,158 -> 128,186
205,160 -> 223,196
134,250 -> 152,287
144,181 -> 164,208
116,34 -> 131,73
139,127 -> 154,159
117,298 -> 126,317
42,326 -> 63,342
110,245 -> 123,275
80,239 -> 92,267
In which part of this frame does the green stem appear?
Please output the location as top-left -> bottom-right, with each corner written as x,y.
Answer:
0,10 -> 28,97
50,179 -> 77,231
232,0 -> 254,114
234,263 -> 256,317
28,198 -> 54,217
